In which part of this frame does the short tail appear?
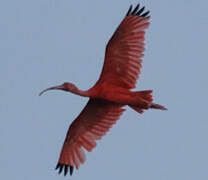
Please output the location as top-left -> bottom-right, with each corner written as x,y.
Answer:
129,90 -> 167,114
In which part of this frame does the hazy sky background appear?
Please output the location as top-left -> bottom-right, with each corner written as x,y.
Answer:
1,0 -> 208,179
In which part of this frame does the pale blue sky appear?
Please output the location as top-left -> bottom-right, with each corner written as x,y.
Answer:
1,0 -> 208,179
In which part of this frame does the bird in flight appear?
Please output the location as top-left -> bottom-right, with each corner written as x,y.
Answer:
40,3 -> 167,176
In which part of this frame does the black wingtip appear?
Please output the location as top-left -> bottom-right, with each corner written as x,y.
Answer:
141,10 -> 150,18
55,163 -> 60,170
70,166 -> 74,176
64,165 -> 68,176
126,3 -> 150,18
131,3 -> 140,14
126,4 -> 133,16
59,165 -> 63,174
136,6 -> 145,16
55,163 -> 74,176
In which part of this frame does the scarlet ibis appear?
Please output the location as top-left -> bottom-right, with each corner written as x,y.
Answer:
40,3 -> 167,176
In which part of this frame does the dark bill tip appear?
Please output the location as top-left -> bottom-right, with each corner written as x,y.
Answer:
39,85 -> 64,96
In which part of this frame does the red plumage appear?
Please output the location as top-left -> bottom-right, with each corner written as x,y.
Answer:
40,3 -> 167,176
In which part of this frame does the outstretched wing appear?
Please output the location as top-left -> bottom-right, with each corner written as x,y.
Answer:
96,4 -> 150,89
55,98 -> 125,176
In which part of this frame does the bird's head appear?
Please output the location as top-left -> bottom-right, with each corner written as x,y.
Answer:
39,82 -> 78,96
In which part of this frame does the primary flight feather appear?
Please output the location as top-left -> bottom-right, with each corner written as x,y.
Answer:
40,3 -> 167,176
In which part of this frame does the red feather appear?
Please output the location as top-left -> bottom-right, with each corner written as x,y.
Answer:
40,3 -> 166,176
57,99 -> 125,169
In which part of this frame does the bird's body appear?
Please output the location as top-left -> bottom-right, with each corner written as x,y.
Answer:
40,3 -> 167,176
87,84 -> 139,104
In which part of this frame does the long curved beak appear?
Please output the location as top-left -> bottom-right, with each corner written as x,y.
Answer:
39,85 -> 64,96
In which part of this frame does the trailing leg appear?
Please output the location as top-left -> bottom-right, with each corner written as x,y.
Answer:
128,90 -> 167,114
